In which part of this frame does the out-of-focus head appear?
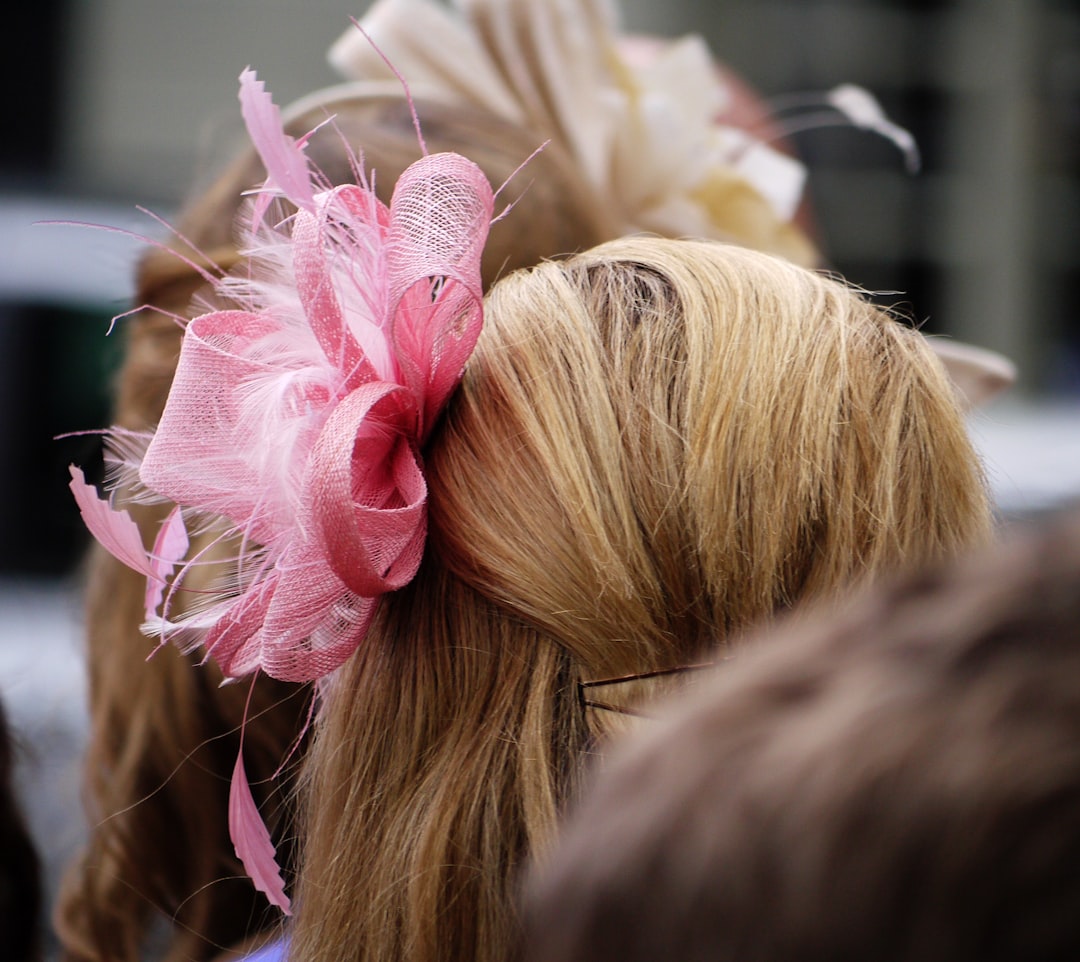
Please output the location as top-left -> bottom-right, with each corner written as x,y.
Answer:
524,508 -> 1080,962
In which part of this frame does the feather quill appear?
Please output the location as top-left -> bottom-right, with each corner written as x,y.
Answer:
69,465 -> 158,577
144,506 -> 190,620
239,68 -> 317,220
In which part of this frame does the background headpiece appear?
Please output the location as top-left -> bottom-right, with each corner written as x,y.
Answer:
332,0 -> 818,265
329,0 -> 1015,403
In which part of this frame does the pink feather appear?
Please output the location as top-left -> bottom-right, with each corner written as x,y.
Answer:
69,466 -> 188,623
228,752 -> 291,915
69,465 -> 156,578
239,67 -> 316,216
144,505 -> 190,620
136,89 -> 492,684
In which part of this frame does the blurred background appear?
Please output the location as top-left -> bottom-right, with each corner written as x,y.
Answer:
1,0 -> 1078,955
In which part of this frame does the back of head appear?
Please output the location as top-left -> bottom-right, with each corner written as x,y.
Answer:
432,238 -> 989,649
291,236 -> 992,962
524,507 -> 1080,962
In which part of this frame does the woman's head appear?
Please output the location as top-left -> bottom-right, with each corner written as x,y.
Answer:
290,237 -> 992,962
61,34 -> 994,960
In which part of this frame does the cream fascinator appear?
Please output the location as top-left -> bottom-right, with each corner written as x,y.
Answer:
331,0 -> 817,266
332,0 -> 1015,403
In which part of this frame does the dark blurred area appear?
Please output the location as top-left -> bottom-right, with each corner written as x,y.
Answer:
4,5 -> 65,186
1,0 -> 113,576
1,0 -> 1078,576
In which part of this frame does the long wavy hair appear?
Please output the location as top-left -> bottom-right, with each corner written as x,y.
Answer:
289,237 -> 993,962
54,92 -> 610,962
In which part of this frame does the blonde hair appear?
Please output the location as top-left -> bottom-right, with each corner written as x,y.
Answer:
56,93 -> 610,962
290,237 -> 993,962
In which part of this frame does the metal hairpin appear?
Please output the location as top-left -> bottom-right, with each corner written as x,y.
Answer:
578,661 -> 723,718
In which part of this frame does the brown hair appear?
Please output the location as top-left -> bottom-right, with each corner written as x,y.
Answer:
524,507 -> 1080,962
290,237 -> 993,962
55,93 -> 610,962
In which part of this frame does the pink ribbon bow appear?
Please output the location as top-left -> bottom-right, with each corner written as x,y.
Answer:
70,67 -> 495,912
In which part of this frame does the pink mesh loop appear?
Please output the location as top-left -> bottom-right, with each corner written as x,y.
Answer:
292,206 -> 366,383
387,153 -> 492,433
308,381 -> 428,597
205,582 -> 276,679
250,555 -> 373,682
394,275 -> 483,436
262,591 -> 378,682
140,310 -> 289,543
386,153 -> 491,308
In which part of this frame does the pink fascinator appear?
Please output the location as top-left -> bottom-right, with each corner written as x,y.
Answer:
70,67 -> 495,911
